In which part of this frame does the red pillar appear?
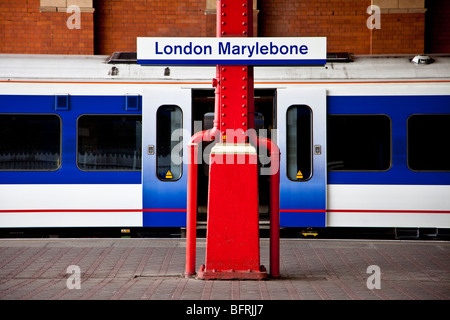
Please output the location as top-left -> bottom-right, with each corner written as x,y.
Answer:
196,0 -> 268,280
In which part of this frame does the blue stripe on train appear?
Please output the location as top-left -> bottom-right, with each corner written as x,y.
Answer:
1,94 -> 449,185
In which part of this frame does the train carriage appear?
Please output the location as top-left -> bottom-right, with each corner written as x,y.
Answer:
0,53 -> 449,235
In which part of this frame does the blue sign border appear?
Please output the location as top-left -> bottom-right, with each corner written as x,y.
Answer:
137,59 -> 327,66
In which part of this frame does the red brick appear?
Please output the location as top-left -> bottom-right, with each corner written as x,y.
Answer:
0,0 -> 446,55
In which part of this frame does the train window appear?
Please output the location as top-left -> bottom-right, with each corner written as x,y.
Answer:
327,115 -> 391,171
0,114 -> 61,171
77,115 -> 142,171
408,114 -> 450,171
157,105 -> 183,181
286,105 -> 312,181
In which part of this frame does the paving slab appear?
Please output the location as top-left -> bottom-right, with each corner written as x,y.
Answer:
0,238 -> 449,301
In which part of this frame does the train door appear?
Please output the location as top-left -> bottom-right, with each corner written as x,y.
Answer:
191,89 -> 276,225
277,88 -> 327,227
142,87 -> 191,226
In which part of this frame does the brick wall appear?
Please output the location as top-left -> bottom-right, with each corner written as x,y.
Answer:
258,0 -> 429,55
1,0 -> 446,56
372,13 -> 425,54
94,0 -> 209,55
259,0 -> 371,54
0,0 -> 94,54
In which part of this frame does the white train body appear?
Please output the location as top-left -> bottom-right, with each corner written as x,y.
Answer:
0,54 -> 449,229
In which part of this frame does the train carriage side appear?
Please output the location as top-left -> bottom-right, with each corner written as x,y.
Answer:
325,90 -> 450,229
273,80 -> 450,230
0,54 -> 449,233
0,91 -> 144,228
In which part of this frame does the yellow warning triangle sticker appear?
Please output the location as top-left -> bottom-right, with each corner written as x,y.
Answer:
165,170 -> 173,179
296,170 -> 303,179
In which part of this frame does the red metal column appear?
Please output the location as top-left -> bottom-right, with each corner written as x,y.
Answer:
216,0 -> 254,140
196,0 -> 268,280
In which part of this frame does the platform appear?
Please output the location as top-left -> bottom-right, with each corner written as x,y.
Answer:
0,238 -> 449,301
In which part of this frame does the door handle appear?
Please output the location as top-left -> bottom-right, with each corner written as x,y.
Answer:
314,145 -> 322,155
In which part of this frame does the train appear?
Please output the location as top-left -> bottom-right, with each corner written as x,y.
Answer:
0,52 -> 449,238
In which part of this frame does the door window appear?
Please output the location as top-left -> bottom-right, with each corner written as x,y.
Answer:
286,105 -> 312,181
156,105 -> 183,180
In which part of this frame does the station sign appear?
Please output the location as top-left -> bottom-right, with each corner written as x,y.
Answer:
137,37 -> 326,66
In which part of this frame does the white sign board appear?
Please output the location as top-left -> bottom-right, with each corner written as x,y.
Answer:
137,37 -> 326,66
